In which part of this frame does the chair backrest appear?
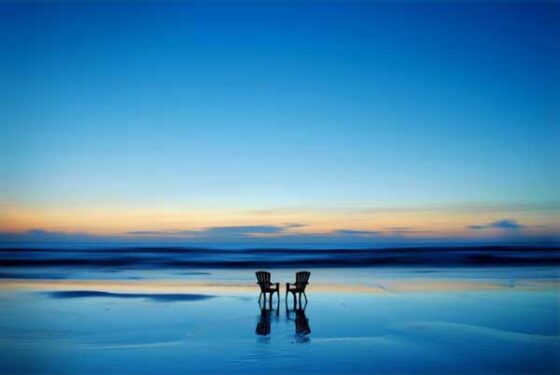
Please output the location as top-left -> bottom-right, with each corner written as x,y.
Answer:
256,271 -> 271,290
295,271 -> 311,290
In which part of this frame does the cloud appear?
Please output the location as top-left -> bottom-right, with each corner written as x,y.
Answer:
0,229 -> 100,242
197,226 -> 286,236
283,223 -> 307,229
3,219 -> 556,249
467,219 -> 524,231
128,224 -> 305,238
331,229 -> 381,237
0,225 -> 387,247
382,227 -> 431,236
385,227 -> 412,231
126,230 -> 173,236
249,203 -> 560,216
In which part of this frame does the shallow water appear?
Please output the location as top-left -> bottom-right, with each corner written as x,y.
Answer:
0,266 -> 559,374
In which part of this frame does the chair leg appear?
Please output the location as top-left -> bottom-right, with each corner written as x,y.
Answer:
303,292 -> 308,303
258,292 -> 262,304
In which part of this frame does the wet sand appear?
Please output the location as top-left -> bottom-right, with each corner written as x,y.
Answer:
0,266 -> 559,374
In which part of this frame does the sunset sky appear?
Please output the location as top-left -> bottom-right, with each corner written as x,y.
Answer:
1,2 -> 558,247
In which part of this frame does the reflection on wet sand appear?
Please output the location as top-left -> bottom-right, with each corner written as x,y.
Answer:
255,299 -> 311,340
1,267 -> 559,375
287,304 -> 311,340
256,302 -> 279,336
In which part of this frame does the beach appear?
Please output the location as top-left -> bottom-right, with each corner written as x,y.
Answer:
2,1 -> 559,373
1,263 -> 558,374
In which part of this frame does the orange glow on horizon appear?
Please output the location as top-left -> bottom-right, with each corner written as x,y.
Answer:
1,201 -> 557,238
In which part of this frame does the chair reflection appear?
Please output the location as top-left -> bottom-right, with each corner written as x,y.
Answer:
286,303 -> 311,337
256,300 -> 279,336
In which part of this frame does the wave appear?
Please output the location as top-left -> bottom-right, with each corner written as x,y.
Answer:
0,246 -> 558,269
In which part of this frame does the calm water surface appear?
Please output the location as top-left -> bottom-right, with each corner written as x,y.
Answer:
0,267 -> 558,374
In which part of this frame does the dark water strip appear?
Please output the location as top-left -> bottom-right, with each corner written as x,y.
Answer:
0,246 -> 559,268
45,291 -> 215,302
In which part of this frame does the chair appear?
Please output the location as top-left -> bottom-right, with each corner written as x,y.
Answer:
255,271 -> 280,306
286,271 -> 310,307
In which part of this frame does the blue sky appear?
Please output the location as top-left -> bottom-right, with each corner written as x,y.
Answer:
0,1 -> 558,246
